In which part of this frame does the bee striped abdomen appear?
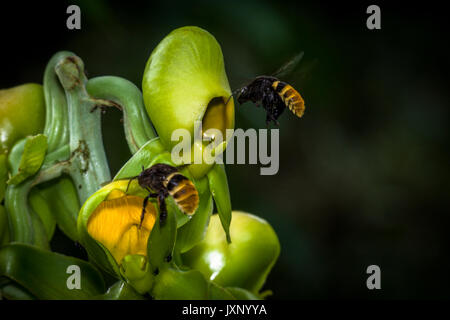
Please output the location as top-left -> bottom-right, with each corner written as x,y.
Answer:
272,80 -> 305,118
165,173 -> 199,215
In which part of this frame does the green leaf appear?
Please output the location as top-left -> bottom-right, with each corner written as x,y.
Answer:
0,243 -> 106,299
207,163 -> 232,243
95,281 -> 146,300
7,134 -> 47,185
147,205 -> 177,273
175,176 -> 213,253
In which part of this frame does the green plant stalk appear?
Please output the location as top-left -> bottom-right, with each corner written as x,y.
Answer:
86,76 -> 156,154
5,58 -> 157,245
43,52 -> 71,153
6,52 -> 155,247
5,159 -> 70,245
55,55 -> 111,202
4,52 -> 112,246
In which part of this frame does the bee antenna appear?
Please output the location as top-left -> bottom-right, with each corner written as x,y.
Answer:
176,163 -> 189,171
225,88 -> 242,106
125,175 -> 139,193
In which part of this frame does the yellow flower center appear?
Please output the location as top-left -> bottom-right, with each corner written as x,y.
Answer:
202,96 -> 234,141
87,189 -> 156,264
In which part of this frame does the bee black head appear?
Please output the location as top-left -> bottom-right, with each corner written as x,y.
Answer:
237,86 -> 249,104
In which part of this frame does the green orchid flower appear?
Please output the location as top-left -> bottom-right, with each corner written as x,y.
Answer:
1,25 -> 283,301
142,26 -> 235,179
183,211 -> 280,295
141,26 -> 234,244
0,84 -> 46,156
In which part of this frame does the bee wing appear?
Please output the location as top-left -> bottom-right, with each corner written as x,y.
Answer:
272,52 -> 304,79
276,56 -> 318,93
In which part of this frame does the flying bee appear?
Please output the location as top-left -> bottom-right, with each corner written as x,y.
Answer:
126,163 -> 199,227
229,52 -> 308,126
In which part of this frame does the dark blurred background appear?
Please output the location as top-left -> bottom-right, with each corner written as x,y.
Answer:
1,0 -> 449,299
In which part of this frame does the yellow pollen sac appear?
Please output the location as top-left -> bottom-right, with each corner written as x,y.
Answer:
87,189 -> 157,265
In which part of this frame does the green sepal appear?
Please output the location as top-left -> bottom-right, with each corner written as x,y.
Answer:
147,205 -> 177,274
94,280 -> 146,300
151,265 -> 209,300
207,163 -> 232,243
175,176 -> 213,253
7,134 -> 47,185
0,243 -> 105,299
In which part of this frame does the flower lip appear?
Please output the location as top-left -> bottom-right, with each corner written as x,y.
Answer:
87,189 -> 157,265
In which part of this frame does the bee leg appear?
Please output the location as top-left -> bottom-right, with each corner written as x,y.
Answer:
265,114 -> 271,127
139,194 -> 151,229
139,192 -> 158,228
158,192 -> 168,225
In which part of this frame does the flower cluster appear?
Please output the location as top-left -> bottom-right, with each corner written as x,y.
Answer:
0,26 -> 280,300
